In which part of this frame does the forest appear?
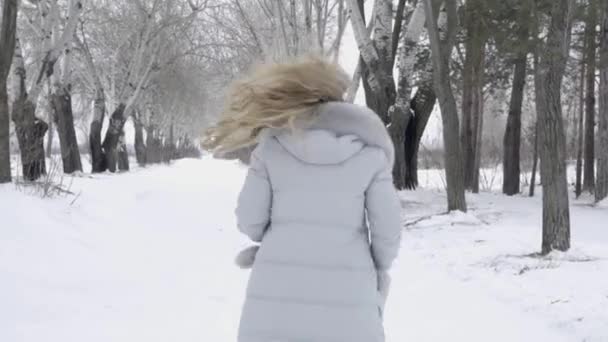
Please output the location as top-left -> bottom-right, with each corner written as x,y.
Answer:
2,0 -> 606,253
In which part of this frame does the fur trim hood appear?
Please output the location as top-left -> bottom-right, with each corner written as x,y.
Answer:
259,102 -> 395,167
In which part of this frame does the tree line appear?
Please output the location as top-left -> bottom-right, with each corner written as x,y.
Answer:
346,0 -> 608,255
2,0 -> 608,256
0,0 -> 210,183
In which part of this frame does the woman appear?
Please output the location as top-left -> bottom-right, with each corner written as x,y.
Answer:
204,56 -> 402,342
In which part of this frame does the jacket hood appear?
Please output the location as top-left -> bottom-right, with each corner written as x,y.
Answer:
276,130 -> 364,165
260,101 -> 394,166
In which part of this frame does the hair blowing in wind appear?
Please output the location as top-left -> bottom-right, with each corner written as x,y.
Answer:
201,56 -> 350,153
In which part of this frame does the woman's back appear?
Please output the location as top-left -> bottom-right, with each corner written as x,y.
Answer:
236,102 -> 402,342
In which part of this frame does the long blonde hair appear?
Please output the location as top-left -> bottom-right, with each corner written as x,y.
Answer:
202,56 -> 350,153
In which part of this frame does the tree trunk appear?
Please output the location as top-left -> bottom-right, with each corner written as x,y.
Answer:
345,1 -> 377,103
134,115 -> 146,166
390,0 -> 426,189
11,42 -> 48,181
0,84 -> 10,183
45,118 -> 55,158
424,0 -> 467,212
50,83 -> 82,174
146,126 -> 161,164
503,2 -> 530,196
168,121 -> 176,161
0,0 -> 18,183
534,0 -> 572,254
389,106 -> 410,189
404,81 -> 436,189
89,89 -> 106,172
162,140 -> 172,163
461,0 -> 486,192
12,99 -> 48,180
117,131 -> 129,172
597,0 -> 608,203
77,34 -> 107,173
345,0 -> 396,123
583,0 -> 597,193
390,0 -> 408,68
472,95 -> 484,193
389,0 -> 426,189
576,55 -> 586,197
102,103 -> 126,173
503,54 -> 528,195
529,122 -> 539,197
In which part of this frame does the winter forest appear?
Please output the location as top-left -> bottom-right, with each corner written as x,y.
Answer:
1,0 -> 608,341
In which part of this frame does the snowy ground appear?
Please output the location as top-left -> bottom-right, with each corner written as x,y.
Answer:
2,157 -> 607,342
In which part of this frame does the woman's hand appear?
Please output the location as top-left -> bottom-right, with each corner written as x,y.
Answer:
235,245 -> 260,269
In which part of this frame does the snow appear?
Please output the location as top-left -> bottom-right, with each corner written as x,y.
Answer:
2,157 -> 608,341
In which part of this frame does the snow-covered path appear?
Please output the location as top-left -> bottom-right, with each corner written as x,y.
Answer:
2,158 -> 607,341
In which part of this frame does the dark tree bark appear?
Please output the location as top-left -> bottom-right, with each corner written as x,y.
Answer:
390,0 -> 427,189
575,53 -> 586,197
583,0 -> 597,193
0,0 -> 18,183
77,35 -> 107,173
404,80 -> 437,189
502,9 -> 529,196
50,83 -> 82,174
388,105 -> 410,189
461,0 -> 486,193
133,113 -> 146,166
503,57 -> 527,195
167,120 -> 176,161
533,0 -> 572,254
597,0 -> 608,202
390,0 -> 408,69
12,99 -> 48,180
89,89 -> 106,172
529,121 -> 539,197
471,93 -> 484,193
117,132 -> 129,172
424,0 -> 467,212
11,42 -> 48,181
102,103 -> 126,173
45,117 -> 54,158
146,125 -> 162,164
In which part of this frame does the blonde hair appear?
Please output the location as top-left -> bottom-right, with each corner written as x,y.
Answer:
202,56 -> 350,153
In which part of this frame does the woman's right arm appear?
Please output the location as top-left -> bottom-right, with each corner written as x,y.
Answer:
365,158 -> 402,271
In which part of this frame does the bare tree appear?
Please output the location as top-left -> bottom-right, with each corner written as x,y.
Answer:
502,1 -> 530,196
346,0 -> 440,190
424,0 -> 467,212
0,0 -> 18,183
75,33 -> 106,173
11,0 -> 82,180
583,0 -> 597,193
575,41 -> 585,198
75,0 -> 208,172
11,39 -> 49,181
460,0 -> 487,193
529,121 -> 539,197
49,0 -> 83,174
533,0 -> 572,254
345,0 -> 396,124
597,0 -> 608,202
389,0 -> 426,189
